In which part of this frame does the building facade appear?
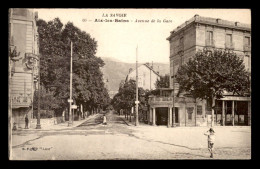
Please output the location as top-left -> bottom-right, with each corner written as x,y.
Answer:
148,15 -> 251,127
9,9 -> 40,129
125,63 -> 160,90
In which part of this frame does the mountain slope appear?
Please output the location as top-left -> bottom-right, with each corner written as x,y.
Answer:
100,57 -> 170,92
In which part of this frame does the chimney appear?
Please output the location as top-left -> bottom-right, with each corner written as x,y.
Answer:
216,18 -> 221,23
146,62 -> 150,67
34,11 -> 38,19
235,22 -> 239,26
194,14 -> 199,20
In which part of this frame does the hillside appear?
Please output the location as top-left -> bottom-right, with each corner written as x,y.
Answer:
100,57 -> 170,92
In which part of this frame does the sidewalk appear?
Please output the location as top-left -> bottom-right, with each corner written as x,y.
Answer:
118,113 -> 251,129
11,114 -> 100,149
13,114 -> 100,131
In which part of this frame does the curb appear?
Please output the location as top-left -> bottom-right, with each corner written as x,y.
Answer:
118,115 -> 133,126
13,114 -> 100,132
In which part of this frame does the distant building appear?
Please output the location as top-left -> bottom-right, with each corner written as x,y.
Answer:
9,9 -> 40,129
148,15 -> 251,127
125,63 -> 160,90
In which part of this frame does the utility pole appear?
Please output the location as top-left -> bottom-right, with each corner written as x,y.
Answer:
68,41 -> 73,126
36,53 -> 41,129
135,45 -> 139,126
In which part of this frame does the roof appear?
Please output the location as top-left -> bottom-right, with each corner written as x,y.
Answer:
167,15 -> 251,41
143,64 -> 160,76
126,63 -> 160,82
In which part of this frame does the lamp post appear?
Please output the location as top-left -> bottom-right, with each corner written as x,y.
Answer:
135,45 -> 139,126
68,41 -> 73,126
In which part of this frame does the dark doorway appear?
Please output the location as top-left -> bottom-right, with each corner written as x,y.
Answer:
225,101 -> 232,126
156,107 -> 168,125
215,100 -> 223,125
175,107 -> 179,123
236,101 -> 248,126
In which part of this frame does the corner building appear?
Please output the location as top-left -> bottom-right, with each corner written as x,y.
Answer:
148,15 -> 251,127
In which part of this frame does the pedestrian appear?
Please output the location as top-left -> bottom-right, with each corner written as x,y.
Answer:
25,114 -> 29,129
103,114 -> 107,125
204,127 -> 215,158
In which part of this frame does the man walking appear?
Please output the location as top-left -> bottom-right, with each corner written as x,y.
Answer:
25,114 -> 29,129
103,114 -> 107,125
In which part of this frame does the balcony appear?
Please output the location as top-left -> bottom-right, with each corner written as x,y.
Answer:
148,96 -> 173,107
205,39 -> 215,48
225,42 -> 235,50
244,45 -> 251,52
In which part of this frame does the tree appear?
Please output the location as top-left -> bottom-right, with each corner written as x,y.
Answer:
176,48 -> 250,126
37,18 -> 110,116
156,74 -> 170,88
111,79 -> 146,119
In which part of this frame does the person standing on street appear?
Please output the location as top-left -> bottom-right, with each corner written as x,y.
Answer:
204,128 -> 215,158
25,114 -> 29,129
103,114 -> 107,125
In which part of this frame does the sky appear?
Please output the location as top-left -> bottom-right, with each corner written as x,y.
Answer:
35,8 -> 251,64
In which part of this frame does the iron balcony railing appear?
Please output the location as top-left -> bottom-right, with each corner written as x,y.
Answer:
149,96 -> 173,102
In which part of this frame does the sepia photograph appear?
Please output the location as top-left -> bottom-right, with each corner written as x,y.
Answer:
8,8 -> 251,160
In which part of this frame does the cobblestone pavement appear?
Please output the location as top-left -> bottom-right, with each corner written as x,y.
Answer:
11,111 -> 251,160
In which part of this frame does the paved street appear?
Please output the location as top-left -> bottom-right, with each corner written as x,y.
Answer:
11,111 -> 251,160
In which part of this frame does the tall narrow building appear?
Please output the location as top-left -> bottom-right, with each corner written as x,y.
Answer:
166,15 -> 251,126
9,9 -> 40,129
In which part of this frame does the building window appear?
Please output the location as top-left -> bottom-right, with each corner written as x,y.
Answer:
188,112 -> 192,120
244,36 -> 251,52
226,34 -> 232,44
177,37 -> 184,54
225,34 -> 233,49
170,41 -> 174,55
187,107 -> 193,120
180,37 -> 183,44
206,31 -> 214,47
244,37 -> 250,46
197,105 -> 202,115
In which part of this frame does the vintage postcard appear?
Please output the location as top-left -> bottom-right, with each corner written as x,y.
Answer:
8,8 -> 251,160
